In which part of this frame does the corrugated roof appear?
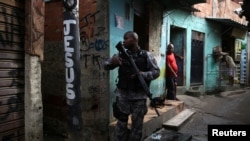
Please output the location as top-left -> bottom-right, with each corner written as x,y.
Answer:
160,0 -> 206,5
206,17 -> 248,30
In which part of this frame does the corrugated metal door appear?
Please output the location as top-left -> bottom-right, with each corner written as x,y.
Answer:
0,1 -> 25,140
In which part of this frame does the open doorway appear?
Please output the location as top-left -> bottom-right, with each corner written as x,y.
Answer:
134,14 -> 148,50
170,26 -> 185,86
133,0 -> 149,50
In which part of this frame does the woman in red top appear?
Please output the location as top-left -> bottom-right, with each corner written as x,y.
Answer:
165,43 -> 178,100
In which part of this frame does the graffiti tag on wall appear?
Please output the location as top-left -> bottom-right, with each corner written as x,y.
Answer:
79,11 -> 109,51
63,8 -> 82,130
0,5 -> 24,48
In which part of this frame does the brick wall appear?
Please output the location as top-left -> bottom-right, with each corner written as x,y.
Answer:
194,0 -> 247,25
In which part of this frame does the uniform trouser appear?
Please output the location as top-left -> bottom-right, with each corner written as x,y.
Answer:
114,98 -> 147,141
166,77 -> 176,100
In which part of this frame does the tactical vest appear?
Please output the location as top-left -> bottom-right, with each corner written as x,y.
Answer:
116,49 -> 151,90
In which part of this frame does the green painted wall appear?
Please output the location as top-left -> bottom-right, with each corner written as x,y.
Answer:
164,10 -> 222,91
109,0 -> 134,120
108,0 -> 166,101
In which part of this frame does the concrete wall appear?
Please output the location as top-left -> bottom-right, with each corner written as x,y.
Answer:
43,0 -> 110,140
43,0 -> 165,140
42,0 -> 67,136
79,0 -> 110,140
148,1 -> 166,97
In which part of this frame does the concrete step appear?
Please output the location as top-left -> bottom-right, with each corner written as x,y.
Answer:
162,108 -> 195,131
109,100 -> 185,141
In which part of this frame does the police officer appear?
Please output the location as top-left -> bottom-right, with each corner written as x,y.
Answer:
104,31 -> 160,141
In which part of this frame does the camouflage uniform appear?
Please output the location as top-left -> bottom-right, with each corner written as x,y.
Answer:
114,96 -> 147,141
104,48 -> 160,141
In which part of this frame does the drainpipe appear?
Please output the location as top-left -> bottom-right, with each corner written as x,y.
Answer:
62,0 -> 83,140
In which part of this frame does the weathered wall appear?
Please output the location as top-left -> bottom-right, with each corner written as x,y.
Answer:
109,0 -> 133,122
79,0 -> 110,140
194,0 -> 247,25
164,0 -> 248,91
194,0 -> 213,18
148,1 -> 166,97
25,0 -> 45,141
165,10 -> 222,91
43,0 -> 110,140
108,0 -> 166,101
0,1 -> 26,140
42,0 -> 67,136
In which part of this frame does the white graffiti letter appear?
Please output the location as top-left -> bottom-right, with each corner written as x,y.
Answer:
66,83 -> 75,99
63,20 -> 76,35
65,52 -> 74,67
66,67 -> 75,83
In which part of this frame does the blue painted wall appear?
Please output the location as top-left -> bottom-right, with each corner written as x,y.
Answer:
108,3 -> 247,108
163,10 -> 222,91
109,0 -> 134,120
109,0 -> 166,103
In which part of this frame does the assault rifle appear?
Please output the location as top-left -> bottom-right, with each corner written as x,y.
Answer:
116,41 -> 160,116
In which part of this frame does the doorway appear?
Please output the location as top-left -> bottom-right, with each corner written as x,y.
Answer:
170,26 -> 185,86
133,0 -> 149,50
190,31 -> 205,85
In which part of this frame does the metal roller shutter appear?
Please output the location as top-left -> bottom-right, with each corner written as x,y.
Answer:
0,0 -> 25,140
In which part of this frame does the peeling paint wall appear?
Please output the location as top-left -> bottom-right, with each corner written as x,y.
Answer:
109,0 -> 166,100
79,0 -> 110,140
43,0 -> 169,140
165,10 -> 222,91
109,0 -> 134,122
42,0 -> 67,137
148,1 -> 165,97
194,0 -> 247,25
43,0 -> 110,140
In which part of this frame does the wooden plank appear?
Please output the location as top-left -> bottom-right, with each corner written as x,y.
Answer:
0,119 -> 24,132
162,109 -> 195,130
0,127 -> 24,141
